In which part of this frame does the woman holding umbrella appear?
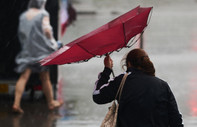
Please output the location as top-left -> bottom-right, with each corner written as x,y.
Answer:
93,48 -> 183,127
12,0 -> 63,113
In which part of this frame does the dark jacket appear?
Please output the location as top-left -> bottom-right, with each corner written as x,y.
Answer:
93,67 -> 183,127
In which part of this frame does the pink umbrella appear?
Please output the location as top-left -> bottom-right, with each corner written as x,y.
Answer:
40,6 -> 153,65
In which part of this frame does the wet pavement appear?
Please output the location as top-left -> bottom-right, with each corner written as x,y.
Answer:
0,99 -> 61,127
1,0 -> 197,127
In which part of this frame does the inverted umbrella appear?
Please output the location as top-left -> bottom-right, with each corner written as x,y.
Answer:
40,6 -> 153,65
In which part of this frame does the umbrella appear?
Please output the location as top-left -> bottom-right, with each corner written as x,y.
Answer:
40,6 -> 153,66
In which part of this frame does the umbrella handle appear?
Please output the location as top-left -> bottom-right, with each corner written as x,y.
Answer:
112,69 -> 115,78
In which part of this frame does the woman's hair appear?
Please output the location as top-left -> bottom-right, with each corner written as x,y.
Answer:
28,0 -> 46,9
122,48 -> 155,76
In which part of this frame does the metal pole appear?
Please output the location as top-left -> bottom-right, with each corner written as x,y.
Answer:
140,34 -> 143,49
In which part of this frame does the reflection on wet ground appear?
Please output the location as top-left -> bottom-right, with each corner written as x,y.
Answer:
188,66 -> 197,116
0,96 -> 58,127
0,95 -> 80,127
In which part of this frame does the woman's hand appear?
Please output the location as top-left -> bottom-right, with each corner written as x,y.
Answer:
104,55 -> 113,69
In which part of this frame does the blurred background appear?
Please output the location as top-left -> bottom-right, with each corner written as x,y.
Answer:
0,0 -> 197,127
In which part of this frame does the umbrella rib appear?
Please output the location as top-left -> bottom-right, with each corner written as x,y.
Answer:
76,43 -> 96,57
122,23 -> 127,46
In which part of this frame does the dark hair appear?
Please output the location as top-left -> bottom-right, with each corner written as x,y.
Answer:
124,48 -> 155,76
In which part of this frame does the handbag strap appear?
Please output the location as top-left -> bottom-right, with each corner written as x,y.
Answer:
115,73 -> 128,101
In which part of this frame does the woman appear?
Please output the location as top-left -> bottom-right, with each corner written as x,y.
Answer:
93,48 -> 183,127
12,0 -> 62,113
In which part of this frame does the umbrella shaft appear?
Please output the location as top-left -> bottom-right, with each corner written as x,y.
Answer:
112,70 -> 115,78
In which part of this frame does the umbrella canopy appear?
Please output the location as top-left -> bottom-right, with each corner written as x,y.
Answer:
40,6 -> 153,65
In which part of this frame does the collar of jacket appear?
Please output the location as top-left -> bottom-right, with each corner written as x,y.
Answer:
126,67 -> 144,74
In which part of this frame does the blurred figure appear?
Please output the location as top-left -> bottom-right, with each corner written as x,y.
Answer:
60,0 -> 77,36
12,0 -> 63,113
93,48 -> 183,127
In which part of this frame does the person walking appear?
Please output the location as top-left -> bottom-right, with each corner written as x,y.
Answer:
12,0 -> 63,113
93,48 -> 183,127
